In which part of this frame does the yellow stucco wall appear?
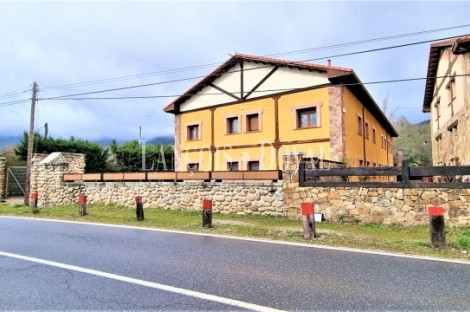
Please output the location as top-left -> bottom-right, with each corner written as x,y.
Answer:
278,88 -> 331,141
343,88 -> 393,167
214,97 -> 275,145
177,86 -> 393,171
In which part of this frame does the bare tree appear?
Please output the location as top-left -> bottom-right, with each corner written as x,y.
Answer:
378,93 -> 400,123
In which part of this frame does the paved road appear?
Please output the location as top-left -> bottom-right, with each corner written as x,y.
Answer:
1,216 -> 469,311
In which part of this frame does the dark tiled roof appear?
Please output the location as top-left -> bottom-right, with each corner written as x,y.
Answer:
423,36 -> 470,112
163,53 -> 397,136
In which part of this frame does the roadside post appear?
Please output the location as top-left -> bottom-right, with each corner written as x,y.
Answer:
31,192 -> 38,209
78,194 -> 87,216
301,202 -> 316,239
135,195 -> 144,221
428,206 -> 446,248
202,199 -> 212,228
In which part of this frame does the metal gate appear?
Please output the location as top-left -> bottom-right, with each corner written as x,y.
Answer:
6,166 -> 26,197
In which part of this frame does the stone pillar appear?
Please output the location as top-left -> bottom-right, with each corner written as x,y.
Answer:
0,157 -> 5,199
328,86 -> 345,162
31,154 -> 48,194
174,114 -> 181,172
37,163 -> 69,207
282,152 -> 302,185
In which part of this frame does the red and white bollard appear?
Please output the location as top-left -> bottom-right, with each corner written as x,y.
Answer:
135,195 -> 144,221
428,206 -> 446,248
301,202 -> 316,239
78,194 -> 87,216
202,199 -> 212,228
31,192 -> 38,209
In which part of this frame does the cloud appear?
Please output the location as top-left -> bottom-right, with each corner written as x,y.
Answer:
1,1 -> 470,140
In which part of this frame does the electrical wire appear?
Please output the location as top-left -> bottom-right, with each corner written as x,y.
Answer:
0,86 -> 31,99
0,99 -> 31,107
37,73 -> 469,102
36,33 -> 470,102
40,23 -> 470,91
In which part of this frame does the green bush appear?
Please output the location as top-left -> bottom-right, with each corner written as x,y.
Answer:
15,132 -> 108,173
108,139 -> 174,172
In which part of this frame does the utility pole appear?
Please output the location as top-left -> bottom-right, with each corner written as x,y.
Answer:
24,82 -> 38,206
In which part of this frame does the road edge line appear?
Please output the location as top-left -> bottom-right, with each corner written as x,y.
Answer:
1,216 -> 470,265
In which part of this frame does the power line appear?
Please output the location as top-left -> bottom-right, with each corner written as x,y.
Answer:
0,99 -> 31,107
37,73 -> 469,102
39,23 -> 470,91
36,33 -> 469,102
269,23 -> 470,57
0,86 -> 31,99
77,100 -> 166,120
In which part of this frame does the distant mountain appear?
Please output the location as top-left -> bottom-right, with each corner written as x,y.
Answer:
0,136 -> 22,149
416,119 -> 430,125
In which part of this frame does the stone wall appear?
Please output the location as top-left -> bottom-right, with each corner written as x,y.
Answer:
0,157 -> 5,199
328,86 -> 345,162
31,152 -> 470,226
283,184 -> 470,226
432,51 -> 470,166
31,153 -> 85,206
47,180 -> 283,215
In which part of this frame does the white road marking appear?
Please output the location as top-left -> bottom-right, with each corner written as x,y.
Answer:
1,216 -> 470,265
0,250 -> 285,312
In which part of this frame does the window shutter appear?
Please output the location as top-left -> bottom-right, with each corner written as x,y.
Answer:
250,115 -> 259,131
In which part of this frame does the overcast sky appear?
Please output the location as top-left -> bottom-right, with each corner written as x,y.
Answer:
1,1 -> 469,143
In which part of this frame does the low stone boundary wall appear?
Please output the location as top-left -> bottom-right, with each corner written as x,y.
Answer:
283,184 -> 470,226
30,152 -> 470,226
0,157 -> 5,199
48,181 -> 284,215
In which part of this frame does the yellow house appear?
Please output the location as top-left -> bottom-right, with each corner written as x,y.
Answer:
422,36 -> 470,166
164,53 -> 397,172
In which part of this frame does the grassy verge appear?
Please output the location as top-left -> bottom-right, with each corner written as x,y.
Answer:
1,202 -> 469,260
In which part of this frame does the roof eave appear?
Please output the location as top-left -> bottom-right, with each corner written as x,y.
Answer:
336,71 -> 398,137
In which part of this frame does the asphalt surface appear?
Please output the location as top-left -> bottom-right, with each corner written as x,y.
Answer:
1,216 -> 469,311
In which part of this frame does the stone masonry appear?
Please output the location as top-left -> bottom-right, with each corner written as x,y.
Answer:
31,152 -> 470,226
0,157 -> 5,199
328,86 -> 345,162
283,184 -> 470,226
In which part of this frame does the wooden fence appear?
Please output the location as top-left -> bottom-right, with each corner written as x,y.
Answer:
299,161 -> 470,188
63,170 -> 282,182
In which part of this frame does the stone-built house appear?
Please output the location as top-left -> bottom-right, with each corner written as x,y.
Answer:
163,53 -> 397,172
423,36 -> 470,166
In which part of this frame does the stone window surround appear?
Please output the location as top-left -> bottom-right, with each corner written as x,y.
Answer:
225,159 -> 242,171
224,113 -> 241,135
184,160 -> 203,172
434,96 -> 441,129
358,158 -> 364,167
185,121 -> 203,141
446,72 -> 456,116
291,102 -> 322,130
241,156 -> 264,170
364,119 -> 370,140
357,113 -> 363,136
243,109 -> 263,133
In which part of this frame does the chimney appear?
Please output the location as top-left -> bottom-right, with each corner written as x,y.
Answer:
398,150 -> 404,168
327,59 -> 331,67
